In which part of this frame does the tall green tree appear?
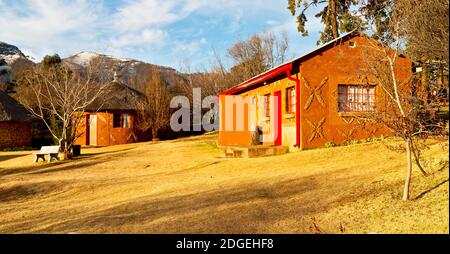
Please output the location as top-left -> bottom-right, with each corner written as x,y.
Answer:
288,0 -> 364,44
359,0 -> 393,43
42,54 -> 62,67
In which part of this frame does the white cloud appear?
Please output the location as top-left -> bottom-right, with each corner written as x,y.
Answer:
173,37 -> 209,57
0,0 -> 102,60
0,0 -> 324,67
266,20 -> 280,26
227,9 -> 244,33
109,29 -> 167,48
113,0 -> 181,32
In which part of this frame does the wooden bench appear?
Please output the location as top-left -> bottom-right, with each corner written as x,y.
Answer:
34,146 -> 60,163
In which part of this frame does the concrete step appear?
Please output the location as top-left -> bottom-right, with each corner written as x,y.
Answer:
220,145 -> 288,158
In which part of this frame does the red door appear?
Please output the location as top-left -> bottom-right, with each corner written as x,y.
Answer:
85,114 -> 90,145
274,91 -> 282,146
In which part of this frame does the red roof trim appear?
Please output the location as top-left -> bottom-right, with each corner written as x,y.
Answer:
219,31 -> 363,96
219,63 -> 293,95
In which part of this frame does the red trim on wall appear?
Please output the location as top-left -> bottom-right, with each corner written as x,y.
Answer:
287,69 -> 301,148
274,90 -> 282,146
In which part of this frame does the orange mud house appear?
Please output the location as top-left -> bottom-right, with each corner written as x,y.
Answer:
74,82 -> 145,146
218,32 -> 412,155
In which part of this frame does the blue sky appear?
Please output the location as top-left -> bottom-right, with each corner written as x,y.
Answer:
0,0 -> 325,71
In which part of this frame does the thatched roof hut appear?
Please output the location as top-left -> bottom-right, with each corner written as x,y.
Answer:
74,82 -> 149,147
85,81 -> 145,112
0,91 -> 32,122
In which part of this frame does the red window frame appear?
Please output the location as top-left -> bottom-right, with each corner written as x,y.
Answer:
286,86 -> 296,113
338,84 -> 375,112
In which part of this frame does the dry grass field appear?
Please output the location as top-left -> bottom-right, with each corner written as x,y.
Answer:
0,133 -> 448,234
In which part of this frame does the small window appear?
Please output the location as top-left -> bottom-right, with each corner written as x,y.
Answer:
113,113 -> 130,128
338,85 -> 375,112
113,114 -> 121,128
264,94 -> 271,117
286,87 -> 296,114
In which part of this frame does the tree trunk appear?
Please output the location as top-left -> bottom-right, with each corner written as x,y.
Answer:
330,0 -> 339,39
403,138 -> 413,201
410,140 -> 428,176
152,128 -> 159,141
421,64 -> 429,103
60,126 -> 72,160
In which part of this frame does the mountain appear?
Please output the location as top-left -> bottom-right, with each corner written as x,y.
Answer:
0,42 -> 189,95
0,41 -> 35,88
0,41 -> 27,64
63,52 -> 187,94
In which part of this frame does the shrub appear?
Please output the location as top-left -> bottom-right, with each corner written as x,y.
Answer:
324,141 -> 336,148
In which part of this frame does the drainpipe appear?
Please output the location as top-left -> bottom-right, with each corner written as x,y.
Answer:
286,66 -> 301,148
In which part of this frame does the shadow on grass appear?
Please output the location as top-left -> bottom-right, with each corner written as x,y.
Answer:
26,167 -> 392,234
413,178 -> 449,200
0,147 -> 134,177
0,154 -> 29,163
29,160 -> 104,175
0,161 -> 67,177
0,180 -> 72,202
74,148 -> 135,160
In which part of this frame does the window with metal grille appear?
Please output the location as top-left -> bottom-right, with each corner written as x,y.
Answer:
338,85 -> 375,112
286,86 -> 296,113
264,94 -> 271,117
113,113 -> 130,128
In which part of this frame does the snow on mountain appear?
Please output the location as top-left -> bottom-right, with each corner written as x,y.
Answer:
66,51 -> 139,67
67,51 -> 100,67
63,51 -> 183,93
0,41 -> 29,65
0,41 -> 186,94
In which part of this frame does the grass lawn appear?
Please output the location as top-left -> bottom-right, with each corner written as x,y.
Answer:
0,133 -> 448,234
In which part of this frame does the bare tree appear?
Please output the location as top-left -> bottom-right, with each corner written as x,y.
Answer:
359,12 -> 447,200
178,31 -> 289,100
397,0 -> 449,65
136,67 -> 171,140
397,0 -> 449,108
228,31 -> 290,83
17,59 -> 110,158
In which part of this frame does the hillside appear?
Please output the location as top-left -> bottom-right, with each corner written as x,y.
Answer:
0,134 -> 448,233
0,42 -> 189,95
63,51 -> 188,93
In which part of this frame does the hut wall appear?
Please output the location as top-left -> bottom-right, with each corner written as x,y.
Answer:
74,111 -> 138,146
0,121 -> 32,149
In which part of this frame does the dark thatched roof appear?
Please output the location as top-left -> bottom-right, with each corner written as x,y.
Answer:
0,91 -> 32,122
86,82 -> 146,111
